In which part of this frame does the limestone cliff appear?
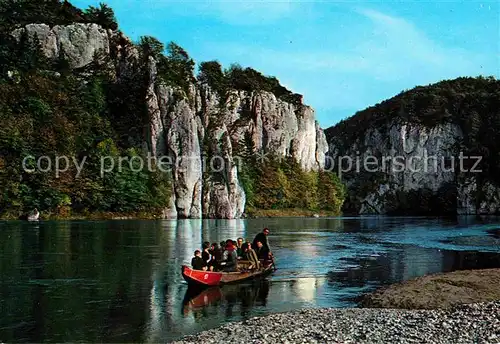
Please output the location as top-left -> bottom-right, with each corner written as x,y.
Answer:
325,77 -> 500,215
12,23 -> 327,218
328,121 -> 462,214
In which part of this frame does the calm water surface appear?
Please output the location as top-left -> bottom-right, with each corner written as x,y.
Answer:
1,217 -> 500,342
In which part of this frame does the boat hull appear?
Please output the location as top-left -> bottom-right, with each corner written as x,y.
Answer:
181,264 -> 273,287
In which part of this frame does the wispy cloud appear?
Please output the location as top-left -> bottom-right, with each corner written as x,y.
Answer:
352,8 -> 481,82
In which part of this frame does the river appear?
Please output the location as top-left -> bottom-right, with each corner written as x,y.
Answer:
1,217 -> 499,342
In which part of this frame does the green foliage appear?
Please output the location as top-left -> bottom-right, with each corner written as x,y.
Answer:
325,76 -> 500,214
198,60 -> 227,95
106,59 -> 148,148
384,183 -> 457,216
317,171 -> 345,212
138,36 -> 164,60
239,153 -> 345,214
326,76 -> 499,150
84,3 -> 117,30
156,42 -> 195,94
0,0 -> 326,218
138,37 -> 196,95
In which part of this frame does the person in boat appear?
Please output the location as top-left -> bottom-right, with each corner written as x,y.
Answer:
209,242 -> 222,271
191,250 -> 207,271
202,242 -> 213,271
242,242 -> 260,270
252,228 -> 271,253
255,241 -> 271,261
236,237 -> 244,258
220,240 -> 238,272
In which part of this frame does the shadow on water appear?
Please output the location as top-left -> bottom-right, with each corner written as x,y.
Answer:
0,216 -> 499,342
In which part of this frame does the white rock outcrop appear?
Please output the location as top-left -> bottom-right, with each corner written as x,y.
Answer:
12,23 -> 111,69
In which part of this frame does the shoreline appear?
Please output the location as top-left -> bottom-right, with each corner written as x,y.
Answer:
174,268 -> 500,343
361,268 -> 500,310
0,208 -> 340,221
173,301 -> 500,344
3,209 -> 500,221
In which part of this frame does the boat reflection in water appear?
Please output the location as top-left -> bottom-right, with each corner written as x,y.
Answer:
182,280 -> 271,318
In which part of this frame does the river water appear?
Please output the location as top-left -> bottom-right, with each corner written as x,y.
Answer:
1,217 -> 500,342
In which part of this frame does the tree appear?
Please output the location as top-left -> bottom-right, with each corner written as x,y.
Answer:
155,41 -> 195,93
16,31 -> 48,71
198,60 -> 226,94
84,3 -> 118,30
138,36 -> 164,60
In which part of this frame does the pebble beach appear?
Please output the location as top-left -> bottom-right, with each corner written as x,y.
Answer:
173,301 -> 500,343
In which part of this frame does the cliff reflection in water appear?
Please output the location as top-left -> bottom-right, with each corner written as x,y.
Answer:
0,217 -> 499,343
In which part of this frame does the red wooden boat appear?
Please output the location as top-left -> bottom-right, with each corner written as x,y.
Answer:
181,263 -> 274,287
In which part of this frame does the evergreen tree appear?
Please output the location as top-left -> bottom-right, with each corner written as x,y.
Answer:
84,3 -> 118,30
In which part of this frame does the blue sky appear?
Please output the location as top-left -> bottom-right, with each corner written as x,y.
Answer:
73,0 -> 499,128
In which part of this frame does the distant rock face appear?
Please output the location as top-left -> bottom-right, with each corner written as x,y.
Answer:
13,23 -> 327,218
328,119 -> 500,215
457,177 -> 500,215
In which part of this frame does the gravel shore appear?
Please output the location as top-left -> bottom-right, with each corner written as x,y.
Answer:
173,301 -> 500,343
361,268 -> 500,310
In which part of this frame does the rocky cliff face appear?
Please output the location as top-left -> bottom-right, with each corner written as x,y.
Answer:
328,119 -> 500,215
13,23 -> 327,219
147,73 -> 327,219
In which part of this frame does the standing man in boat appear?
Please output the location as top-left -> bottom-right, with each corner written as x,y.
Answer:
253,228 -> 271,254
253,228 -> 276,270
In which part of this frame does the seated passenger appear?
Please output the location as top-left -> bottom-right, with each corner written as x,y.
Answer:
255,241 -> 270,261
220,240 -> 238,272
191,250 -> 206,271
236,237 -> 244,258
243,243 -> 261,270
202,242 -> 213,271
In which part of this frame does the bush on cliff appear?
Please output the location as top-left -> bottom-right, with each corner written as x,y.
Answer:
84,3 -> 117,30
